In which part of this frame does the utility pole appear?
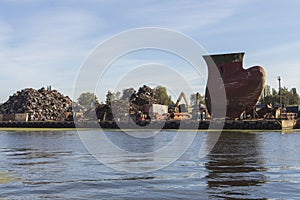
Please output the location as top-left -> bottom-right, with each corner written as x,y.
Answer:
278,76 -> 282,118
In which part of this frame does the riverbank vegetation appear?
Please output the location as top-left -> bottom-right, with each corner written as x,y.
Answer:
260,85 -> 300,106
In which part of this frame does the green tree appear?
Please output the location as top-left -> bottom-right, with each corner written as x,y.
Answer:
153,86 -> 174,106
263,85 -> 271,97
106,91 -> 113,105
190,93 -> 205,106
289,88 -> 300,105
105,90 -> 121,105
114,91 -> 121,100
77,92 -> 99,107
260,86 -> 300,106
121,88 -> 136,100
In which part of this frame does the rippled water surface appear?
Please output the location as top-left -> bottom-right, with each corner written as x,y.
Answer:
0,129 -> 300,199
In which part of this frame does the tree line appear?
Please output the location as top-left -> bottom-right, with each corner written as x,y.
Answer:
77,86 -> 205,108
260,85 -> 300,106
77,85 -> 300,109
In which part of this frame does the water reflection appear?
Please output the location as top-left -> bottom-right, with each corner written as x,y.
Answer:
0,131 -> 77,184
2,131 -> 74,168
0,170 -> 20,184
205,132 -> 267,199
105,130 -> 157,153
84,130 -> 194,173
1,130 -> 300,199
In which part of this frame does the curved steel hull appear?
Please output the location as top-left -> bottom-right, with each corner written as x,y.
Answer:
204,52 -> 266,119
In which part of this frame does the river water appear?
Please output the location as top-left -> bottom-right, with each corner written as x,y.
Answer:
0,129 -> 300,199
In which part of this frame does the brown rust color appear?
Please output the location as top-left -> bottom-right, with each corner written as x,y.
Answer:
204,52 -> 266,119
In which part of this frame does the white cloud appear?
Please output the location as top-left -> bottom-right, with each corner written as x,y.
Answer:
0,7 -> 106,102
249,42 -> 300,60
245,42 -> 300,91
1,0 -> 300,103
0,20 -> 12,42
126,0 -> 246,33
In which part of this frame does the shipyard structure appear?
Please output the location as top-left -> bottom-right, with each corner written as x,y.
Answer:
204,52 -> 266,118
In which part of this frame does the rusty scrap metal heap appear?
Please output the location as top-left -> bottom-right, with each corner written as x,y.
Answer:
0,87 -> 72,121
95,85 -> 159,121
94,101 -> 131,122
130,85 -> 159,106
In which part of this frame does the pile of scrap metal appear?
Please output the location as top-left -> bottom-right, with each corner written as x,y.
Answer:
90,85 -> 163,122
256,104 -> 278,119
255,104 -> 297,120
130,85 -> 159,106
0,87 -> 72,121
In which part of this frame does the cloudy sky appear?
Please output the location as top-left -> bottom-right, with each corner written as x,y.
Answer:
0,0 -> 299,102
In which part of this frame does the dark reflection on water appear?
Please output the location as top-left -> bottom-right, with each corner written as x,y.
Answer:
0,130 -> 300,199
205,132 -> 267,199
105,130 -> 171,153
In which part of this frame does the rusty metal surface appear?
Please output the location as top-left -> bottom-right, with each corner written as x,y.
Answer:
204,52 -> 266,119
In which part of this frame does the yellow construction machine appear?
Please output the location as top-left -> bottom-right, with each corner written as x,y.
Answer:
170,92 -> 192,120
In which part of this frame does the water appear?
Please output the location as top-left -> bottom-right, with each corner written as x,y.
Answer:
0,129 -> 300,199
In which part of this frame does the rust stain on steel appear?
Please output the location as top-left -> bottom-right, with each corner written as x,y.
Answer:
204,52 -> 266,119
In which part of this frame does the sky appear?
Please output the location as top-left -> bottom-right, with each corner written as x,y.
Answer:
0,0 -> 300,102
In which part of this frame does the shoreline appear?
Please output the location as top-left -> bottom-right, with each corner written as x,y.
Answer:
0,127 -> 299,133
0,119 -> 298,130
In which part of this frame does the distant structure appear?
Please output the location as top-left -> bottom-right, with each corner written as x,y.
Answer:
204,52 -> 266,118
277,76 -> 282,109
47,85 -> 52,91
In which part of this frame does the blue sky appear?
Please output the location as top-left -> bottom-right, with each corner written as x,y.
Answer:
0,0 -> 299,102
